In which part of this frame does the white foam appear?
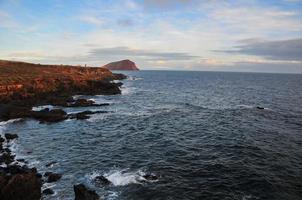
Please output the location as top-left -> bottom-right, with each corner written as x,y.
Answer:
236,105 -> 255,109
32,105 -> 54,111
104,170 -> 143,186
87,169 -> 158,187
121,86 -> 135,95
127,76 -> 143,81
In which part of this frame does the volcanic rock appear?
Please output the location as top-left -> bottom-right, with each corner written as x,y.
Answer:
0,60 -> 126,108
43,188 -> 54,195
0,167 -> 42,200
102,59 -> 139,71
74,184 -> 100,200
94,175 -> 111,186
4,133 -> 18,140
44,172 -> 62,183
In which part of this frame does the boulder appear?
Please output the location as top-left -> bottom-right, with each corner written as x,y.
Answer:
30,108 -> 67,122
94,175 -> 111,186
43,188 -> 54,195
4,133 -> 18,140
0,171 -> 42,200
44,172 -> 62,183
74,184 -> 100,200
143,174 -> 158,181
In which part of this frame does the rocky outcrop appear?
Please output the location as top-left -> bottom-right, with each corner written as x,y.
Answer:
44,172 -> 62,183
0,60 -> 126,106
0,104 -> 110,122
0,134 -> 42,200
74,184 -> 100,200
102,59 -> 139,71
0,170 -> 42,200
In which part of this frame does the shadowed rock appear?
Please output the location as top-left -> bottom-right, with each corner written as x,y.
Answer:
94,175 -> 111,186
0,165 -> 42,200
44,172 -> 62,183
4,133 -> 18,140
143,174 -> 158,181
43,188 -> 54,195
74,184 -> 100,200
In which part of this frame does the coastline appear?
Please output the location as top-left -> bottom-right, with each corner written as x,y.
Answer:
0,60 -> 128,200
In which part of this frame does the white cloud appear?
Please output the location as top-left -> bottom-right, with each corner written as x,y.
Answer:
78,16 -> 104,25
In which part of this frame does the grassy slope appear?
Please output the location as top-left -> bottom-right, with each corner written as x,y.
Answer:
0,60 -> 114,85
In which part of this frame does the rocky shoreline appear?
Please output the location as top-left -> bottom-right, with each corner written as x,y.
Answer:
0,60 -> 129,200
0,133 -> 102,200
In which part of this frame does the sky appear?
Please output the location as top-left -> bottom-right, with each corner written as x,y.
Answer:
0,0 -> 302,73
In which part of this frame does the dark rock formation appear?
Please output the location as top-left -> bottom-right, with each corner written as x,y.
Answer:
102,59 -> 139,71
0,171 -> 42,200
68,110 -> 109,120
44,172 -> 62,183
43,188 -> 54,195
4,133 -> 18,140
0,103 -> 111,122
94,175 -> 111,186
30,108 -> 67,122
68,99 -> 110,107
74,184 -> 100,200
143,174 -> 158,181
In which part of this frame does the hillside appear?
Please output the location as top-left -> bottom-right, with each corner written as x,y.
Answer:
102,59 -> 139,71
0,60 -> 125,104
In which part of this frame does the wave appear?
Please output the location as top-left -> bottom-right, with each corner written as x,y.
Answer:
32,105 -> 54,111
121,86 -> 136,95
0,118 -> 23,135
87,169 -> 158,187
127,76 -> 143,81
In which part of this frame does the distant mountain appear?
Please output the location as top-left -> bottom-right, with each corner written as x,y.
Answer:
102,59 -> 139,71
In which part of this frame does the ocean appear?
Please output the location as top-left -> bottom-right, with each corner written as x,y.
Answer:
1,71 -> 302,200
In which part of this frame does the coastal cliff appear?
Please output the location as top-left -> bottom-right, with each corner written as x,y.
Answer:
102,59 -> 139,71
0,60 -> 126,105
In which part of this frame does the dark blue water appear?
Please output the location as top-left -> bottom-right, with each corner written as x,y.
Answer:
1,71 -> 302,200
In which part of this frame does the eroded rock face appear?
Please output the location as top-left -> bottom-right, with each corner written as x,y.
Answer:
74,184 -> 100,200
102,59 -> 139,71
0,167 -> 42,200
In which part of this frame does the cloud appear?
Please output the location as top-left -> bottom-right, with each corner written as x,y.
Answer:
218,38 -> 302,61
117,19 -> 134,27
210,6 -> 302,35
0,10 -> 19,28
142,0 -> 194,9
78,16 -> 104,25
88,46 -> 199,61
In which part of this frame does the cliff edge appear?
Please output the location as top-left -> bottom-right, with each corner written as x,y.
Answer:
0,60 -> 126,105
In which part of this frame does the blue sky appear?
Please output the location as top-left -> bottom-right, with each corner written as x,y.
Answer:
0,0 -> 302,73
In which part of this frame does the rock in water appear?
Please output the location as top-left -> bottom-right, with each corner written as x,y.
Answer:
43,188 -> 54,195
74,184 -> 100,200
143,174 -> 158,181
4,133 -> 18,140
45,172 -> 62,183
102,59 -> 139,71
94,175 -> 111,186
